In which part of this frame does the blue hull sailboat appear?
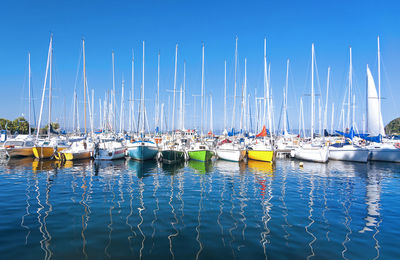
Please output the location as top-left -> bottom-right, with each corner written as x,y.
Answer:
127,141 -> 158,161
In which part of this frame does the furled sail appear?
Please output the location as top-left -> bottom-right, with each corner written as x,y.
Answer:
366,66 -> 385,136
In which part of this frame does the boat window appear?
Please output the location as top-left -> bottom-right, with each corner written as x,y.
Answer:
5,141 -> 24,146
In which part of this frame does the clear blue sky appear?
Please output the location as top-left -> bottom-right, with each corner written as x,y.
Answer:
0,0 -> 399,132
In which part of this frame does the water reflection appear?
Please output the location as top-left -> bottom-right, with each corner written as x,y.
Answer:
20,174 -> 31,245
161,161 -> 185,175
248,160 -> 274,176
0,156 -> 398,259
188,160 -> 213,174
361,164 -> 383,260
128,160 -> 157,178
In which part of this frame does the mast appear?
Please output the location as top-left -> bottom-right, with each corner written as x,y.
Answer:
131,50 -> 135,132
244,58 -> 247,132
180,84 -> 183,129
377,36 -> 382,135
284,59 -> 289,135
99,98 -> 102,130
347,47 -> 352,129
141,41 -> 145,134
210,94 -> 213,132
231,36 -> 238,129
311,43 -> 315,141
37,35 -> 51,141
323,67 -> 330,131
47,36 -> 53,139
28,52 -> 31,136
183,61 -> 186,130
112,51 -> 116,132
263,38 -> 267,128
172,44 -> 178,132
224,60 -> 227,130
120,79 -> 124,133
156,51 -> 160,129
201,43 -> 205,135
331,103 -> 335,134
83,39 -> 87,135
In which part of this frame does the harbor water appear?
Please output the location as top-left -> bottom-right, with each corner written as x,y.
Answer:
0,158 -> 399,259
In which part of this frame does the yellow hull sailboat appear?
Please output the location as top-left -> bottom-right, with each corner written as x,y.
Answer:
247,150 -> 274,162
54,140 -> 94,161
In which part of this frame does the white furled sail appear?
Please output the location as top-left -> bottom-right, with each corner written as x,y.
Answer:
366,66 -> 385,136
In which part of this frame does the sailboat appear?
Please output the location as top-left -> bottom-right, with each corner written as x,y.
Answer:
292,43 -> 329,163
247,39 -> 275,163
328,48 -> 369,163
33,36 -> 69,159
248,125 -> 275,162
216,138 -> 246,162
364,37 -> 400,162
159,45 -> 187,164
127,41 -> 159,161
188,43 -> 215,162
55,39 -> 94,161
5,54 -> 35,158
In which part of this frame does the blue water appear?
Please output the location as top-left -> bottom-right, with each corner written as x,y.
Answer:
0,157 -> 399,259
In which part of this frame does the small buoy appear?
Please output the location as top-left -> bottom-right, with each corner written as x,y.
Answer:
299,162 -> 304,167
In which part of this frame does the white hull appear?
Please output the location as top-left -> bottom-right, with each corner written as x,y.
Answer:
95,148 -> 126,160
293,146 -> 329,163
369,146 -> 400,162
216,149 -> 246,162
329,146 -> 369,163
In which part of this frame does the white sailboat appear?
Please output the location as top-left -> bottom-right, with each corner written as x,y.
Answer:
328,47 -> 369,163
366,37 -> 400,162
293,43 -> 329,163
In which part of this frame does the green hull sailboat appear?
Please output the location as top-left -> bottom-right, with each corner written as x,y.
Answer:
188,149 -> 214,162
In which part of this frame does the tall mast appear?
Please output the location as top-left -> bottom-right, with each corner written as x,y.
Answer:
244,58 -> 247,132
210,94 -> 213,132
331,103 -> 335,134
131,50 -> 135,132
156,51 -> 160,129
120,79 -> 124,133
183,61 -> 186,130
231,36 -> 238,130
172,44 -> 178,132
180,84 -> 183,129
201,43 -> 205,135
48,36 -> 53,139
83,39 -> 87,135
263,38 -> 267,128
311,43 -> 315,141
284,59 -> 289,135
112,51 -> 116,132
323,66 -> 330,131
377,36 -> 382,134
28,52 -> 31,136
347,47 -> 352,129
224,60 -> 227,130
141,41 -> 145,134
266,43 -> 272,138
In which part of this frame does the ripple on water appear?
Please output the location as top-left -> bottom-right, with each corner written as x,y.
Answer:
0,158 -> 399,259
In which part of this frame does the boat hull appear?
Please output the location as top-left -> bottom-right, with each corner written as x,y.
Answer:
161,150 -> 185,164
329,147 -> 369,162
128,145 -> 158,161
188,150 -> 214,162
369,147 -> 400,162
247,150 -> 274,162
33,146 -> 67,159
95,148 -> 126,160
294,147 -> 329,163
55,151 -> 93,161
6,147 -> 33,158
216,149 -> 246,162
